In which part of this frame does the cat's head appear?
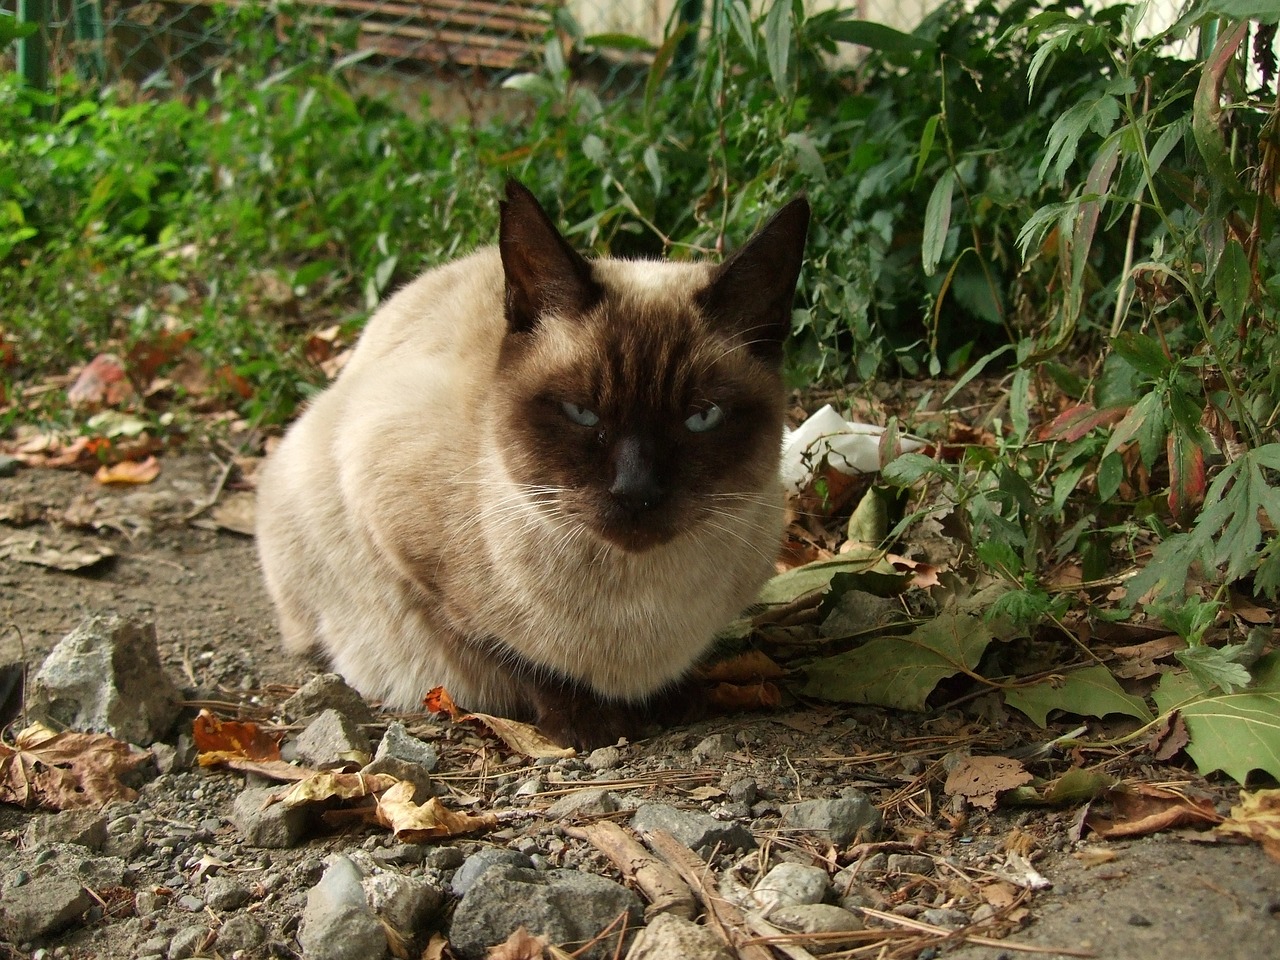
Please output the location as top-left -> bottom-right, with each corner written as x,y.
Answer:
493,180 -> 809,553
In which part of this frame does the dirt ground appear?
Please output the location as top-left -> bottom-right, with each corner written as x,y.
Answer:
1,453 -> 1278,959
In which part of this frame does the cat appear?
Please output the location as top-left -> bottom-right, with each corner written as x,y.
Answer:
255,180 -> 809,749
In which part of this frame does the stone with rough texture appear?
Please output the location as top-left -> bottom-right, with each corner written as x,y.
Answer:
374,722 -> 438,769
28,614 -> 181,745
205,875 -> 252,911
217,912 -> 268,953
294,708 -> 372,767
283,673 -> 375,725
0,875 -> 93,942
886,854 -> 933,876
624,913 -> 733,960
364,872 -> 444,939
585,745 -> 623,771
770,904 -> 864,954
168,925 -> 209,960
752,862 -> 832,913
631,803 -> 755,852
299,856 -> 388,960
23,809 -> 108,852
780,796 -> 882,847
231,786 -> 308,848
450,847 -> 534,898
449,866 -> 642,960
546,788 -> 620,819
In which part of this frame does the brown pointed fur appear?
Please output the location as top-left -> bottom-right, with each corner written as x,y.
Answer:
255,184 -> 808,748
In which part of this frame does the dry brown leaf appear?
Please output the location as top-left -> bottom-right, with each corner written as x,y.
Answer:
485,926 -> 549,960
1109,634 -> 1184,680
0,532 -> 115,572
421,933 -> 450,960
1071,847 -> 1119,867
374,780 -> 499,841
944,756 -> 1034,811
95,455 -> 161,486
424,686 -> 573,759
1217,789 -> 1280,862
706,681 -> 781,712
128,327 -> 195,383
271,771 -> 401,809
67,352 -> 133,409
979,880 -> 1021,909
1149,712 -> 1190,762
0,722 -> 149,810
193,709 -> 282,764
698,650 -> 785,683
1085,784 -> 1222,839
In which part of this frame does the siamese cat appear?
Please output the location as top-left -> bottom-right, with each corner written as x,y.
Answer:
255,181 -> 809,749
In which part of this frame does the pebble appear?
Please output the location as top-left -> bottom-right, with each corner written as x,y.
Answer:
217,912 -> 268,953
427,846 -> 465,870
451,848 -> 534,898
920,908 -> 970,928
205,875 -> 252,911
781,795 -> 882,847
283,673 -> 375,725
231,786 -> 308,848
631,803 -> 755,852
624,913 -> 733,960
364,872 -> 444,938
691,734 -> 734,764
176,894 -> 204,912
886,854 -> 934,876
546,788 -> 620,819
0,876 -> 93,941
769,903 -> 864,954
299,855 -> 387,960
23,811 -> 108,852
294,709 -> 372,768
168,925 -> 208,959
752,862 -> 832,913
585,745 -> 623,771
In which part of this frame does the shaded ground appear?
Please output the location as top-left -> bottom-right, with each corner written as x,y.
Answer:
1,453 -> 1277,959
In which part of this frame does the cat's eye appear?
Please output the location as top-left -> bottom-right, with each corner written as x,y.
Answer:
560,401 -> 600,427
684,403 -> 725,433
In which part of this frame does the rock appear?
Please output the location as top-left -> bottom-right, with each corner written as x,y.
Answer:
28,614 -> 181,745
360,755 -> 433,802
585,745 -> 622,771
427,846 -> 465,870
692,734 -> 734,764
752,862 -> 831,913
231,786 -> 308,848
886,854 -> 933,876
103,813 -> 147,859
361,723 -> 438,800
0,875 -> 93,941
217,912 -> 268,953
370,842 -> 428,867
205,875 -> 252,911
625,913 -> 733,960
780,796 -> 881,847
631,803 -> 755,852
450,848 -> 534,898
294,709 -> 372,767
724,777 -> 758,805
23,809 -> 108,851
769,904 -> 864,954
284,674 -> 375,725
168,925 -> 209,959
299,856 -> 387,960
547,788 -> 620,819
364,872 -> 444,941
450,866 -> 642,960
920,907 -> 969,928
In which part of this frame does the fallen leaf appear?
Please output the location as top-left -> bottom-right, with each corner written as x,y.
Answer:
1072,847 -> 1119,867
698,650 -> 785,683
374,780 -> 500,841
424,686 -> 464,720
67,352 -> 133,409
0,722 -> 149,810
189,491 -> 256,536
1084,783 -> 1222,838
9,433 -> 94,469
1217,789 -> 1280,862
979,880 -> 1022,908
0,532 -> 115,571
1109,634 -> 1185,680
272,770 -> 401,809
1149,712 -> 1191,762
193,709 -> 282,764
706,680 -> 781,711
944,756 -> 1034,810
1004,664 -> 1153,727
95,456 -> 161,485
128,328 -> 194,383
425,687 -> 574,759
421,933 -> 449,960
486,925 -> 549,959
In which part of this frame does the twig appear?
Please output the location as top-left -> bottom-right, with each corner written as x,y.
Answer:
566,821 -> 697,921
183,454 -> 236,521
856,906 -> 1096,957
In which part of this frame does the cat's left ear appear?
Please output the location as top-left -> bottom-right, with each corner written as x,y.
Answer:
499,180 -> 601,335
697,197 -> 810,362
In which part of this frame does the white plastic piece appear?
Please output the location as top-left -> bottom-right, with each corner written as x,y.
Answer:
780,404 -> 926,493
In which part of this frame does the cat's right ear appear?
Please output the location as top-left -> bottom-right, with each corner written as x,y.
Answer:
499,180 -> 601,335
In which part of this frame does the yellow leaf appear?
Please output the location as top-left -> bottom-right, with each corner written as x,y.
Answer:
374,780 -> 499,841
271,771 -> 401,809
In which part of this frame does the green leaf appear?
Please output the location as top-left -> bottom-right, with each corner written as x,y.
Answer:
880,452 -> 954,486
1152,654 -> 1280,783
1039,95 -> 1120,186
818,18 -> 937,55
800,608 -> 997,710
1216,238 -> 1250,326
1199,0 -> 1280,26
763,0 -> 792,98
758,556 -> 909,606
1111,331 -> 1171,380
583,32 -> 655,52
914,114 -> 940,185
1004,767 -> 1116,806
1176,645 -> 1253,694
1005,665 -> 1154,728
922,168 -> 955,277
725,0 -> 756,58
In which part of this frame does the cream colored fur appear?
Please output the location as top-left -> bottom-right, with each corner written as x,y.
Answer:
255,248 -> 785,713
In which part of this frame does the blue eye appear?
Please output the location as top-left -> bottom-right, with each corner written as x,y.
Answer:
560,401 -> 600,427
684,403 -> 724,433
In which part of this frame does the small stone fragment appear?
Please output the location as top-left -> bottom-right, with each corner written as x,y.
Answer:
546,788 -> 620,819
364,872 -> 444,942
231,786 -> 308,848
781,796 -> 882,847
217,912 -> 268,953
0,876 -> 93,941
450,848 -> 534,898
691,734 -> 733,764
299,855 -> 388,960
168,925 -> 209,959
284,673 -> 375,725
28,614 -> 181,745
886,854 -> 933,876
769,903 -> 864,954
625,913 -> 733,960
23,809 -> 108,852
752,862 -> 832,913
631,803 -> 755,852
921,907 -> 970,928
294,708 -> 372,768
205,875 -> 252,911
374,722 -> 438,769
585,745 -> 623,771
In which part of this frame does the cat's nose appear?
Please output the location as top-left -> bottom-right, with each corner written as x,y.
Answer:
610,436 -> 665,513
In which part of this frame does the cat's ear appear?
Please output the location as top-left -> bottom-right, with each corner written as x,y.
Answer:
697,197 -> 810,362
499,180 -> 601,334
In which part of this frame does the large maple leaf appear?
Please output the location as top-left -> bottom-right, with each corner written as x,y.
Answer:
0,722 -> 150,810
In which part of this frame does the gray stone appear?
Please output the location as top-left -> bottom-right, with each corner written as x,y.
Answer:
360,755 -> 433,802
299,855 -> 387,960
585,745 -> 622,771
23,809 -> 108,852
0,876 -> 92,941
374,722 -> 438,770
168,925 -> 210,959
205,875 -> 252,911
177,894 -> 205,912
135,890 -> 164,916
921,907 -> 970,928
886,854 -> 934,876
769,904 -> 864,954
546,788 -> 620,819
625,913 -> 733,960
692,734 -> 734,764
427,846 -> 465,870
752,862 -> 831,913
103,813 -> 147,859
28,614 -> 181,745
231,786 -> 308,848
450,866 -> 642,960
631,803 -> 755,852
217,912 -> 268,953
284,674 -> 375,725
450,847 -> 534,898
294,708 -> 372,768
780,796 -> 882,847
724,777 -> 758,805
370,842 -> 428,867
74,854 -> 128,888
364,872 -> 444,940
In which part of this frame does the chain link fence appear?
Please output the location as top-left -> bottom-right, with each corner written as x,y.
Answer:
3,0 -> 1194,104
